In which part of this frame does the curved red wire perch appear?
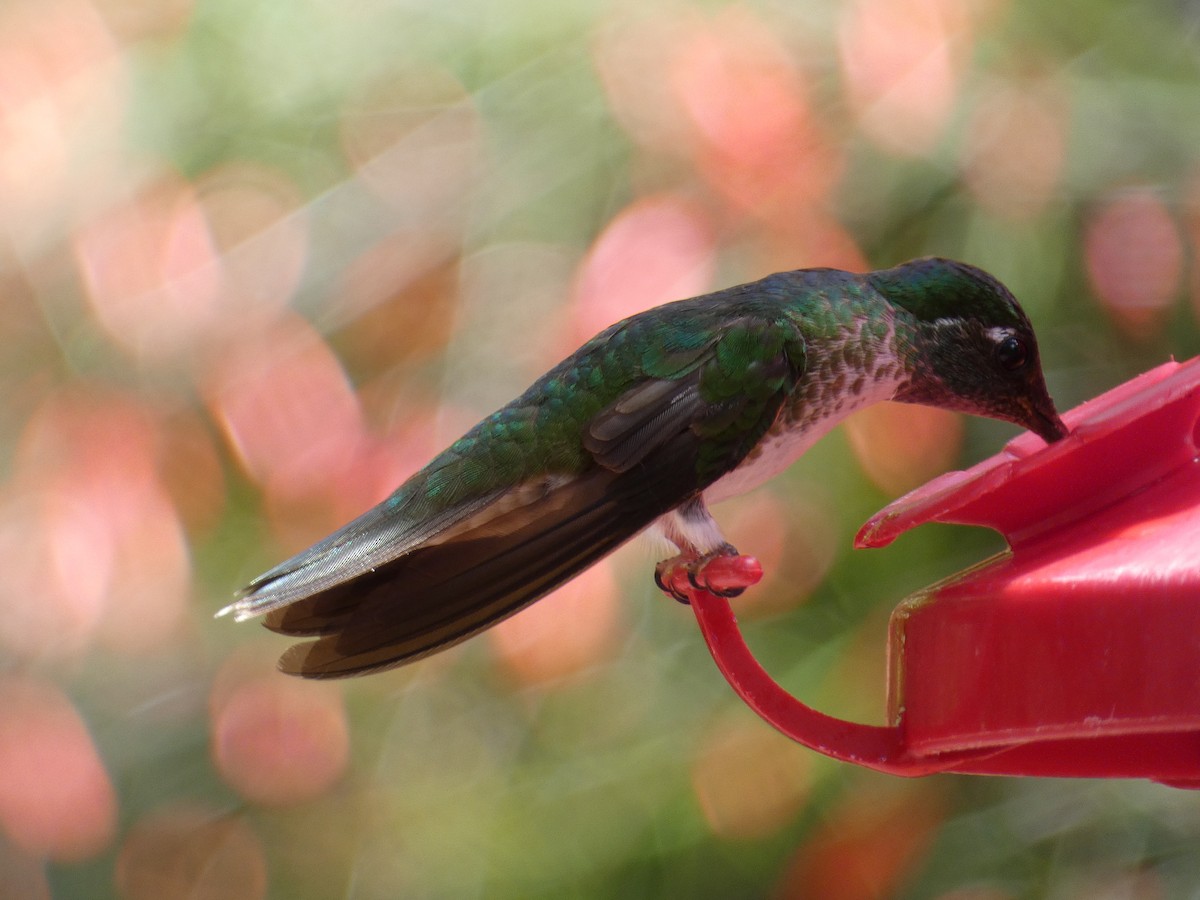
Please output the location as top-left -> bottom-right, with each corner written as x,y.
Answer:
688,578 -> 908,772
685,564 -> 974,776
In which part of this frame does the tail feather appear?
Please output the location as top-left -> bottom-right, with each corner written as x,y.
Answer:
269,467 -> 670,678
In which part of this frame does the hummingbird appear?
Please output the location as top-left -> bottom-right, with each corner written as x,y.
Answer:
220,257 -> 1066,678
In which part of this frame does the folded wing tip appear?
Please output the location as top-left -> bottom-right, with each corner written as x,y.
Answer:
214,600 -> 264,622
214,599 -> 240,619
216,579 -> 292,621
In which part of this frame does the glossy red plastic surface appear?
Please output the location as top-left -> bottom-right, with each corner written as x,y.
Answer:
691,356 -> 1200,786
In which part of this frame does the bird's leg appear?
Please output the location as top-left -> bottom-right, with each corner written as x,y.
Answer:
652,498 -> 763,603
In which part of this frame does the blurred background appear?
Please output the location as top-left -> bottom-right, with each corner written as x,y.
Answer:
2,0 -> 1200,896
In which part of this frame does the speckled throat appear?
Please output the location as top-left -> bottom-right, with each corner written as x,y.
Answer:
704,308 -> 905,504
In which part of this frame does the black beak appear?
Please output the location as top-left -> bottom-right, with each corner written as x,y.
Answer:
1029,402 -> 1069,443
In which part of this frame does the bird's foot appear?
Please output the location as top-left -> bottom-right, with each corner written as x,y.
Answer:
654,544 -> 763,604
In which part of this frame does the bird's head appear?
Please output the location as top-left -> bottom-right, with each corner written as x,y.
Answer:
871,257 -> 1067,444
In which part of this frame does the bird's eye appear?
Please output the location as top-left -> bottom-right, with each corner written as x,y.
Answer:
995,334 -> 1029,371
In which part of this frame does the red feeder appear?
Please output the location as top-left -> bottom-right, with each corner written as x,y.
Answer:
690,356 -> 1200,787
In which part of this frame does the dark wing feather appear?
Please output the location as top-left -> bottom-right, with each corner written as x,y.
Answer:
267,431 -> 701,677
582,377 -> 704,472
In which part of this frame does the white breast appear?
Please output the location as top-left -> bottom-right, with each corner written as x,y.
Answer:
702,421 -> 833,504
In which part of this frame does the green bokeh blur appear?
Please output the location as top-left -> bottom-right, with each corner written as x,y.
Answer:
3,0 -> 1200,897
